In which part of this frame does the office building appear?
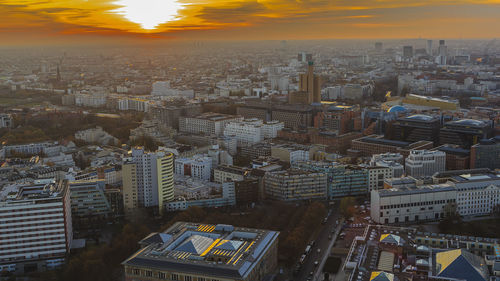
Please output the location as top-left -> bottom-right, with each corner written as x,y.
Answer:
405,150 -> 446,178
298,52 -> 313,62
427,40 -> 433,56
165,182 -> 236,212
351,135 -> 433,158
449,172 -> 500,217
375,42 -> 383,52
264,169 -> 327,201
223,119 -> 284,147
393,114 -> 441,145
0,181 -> 73,273
174,155 -> 212,181
434,144 -> 470,170
470,136 -> 500,170
69,180 -> 111,224
240,142 -> 272,159
179,112 -> 243,136
122,148 -> 174,214
271,143 -> 313,164
122,222 -> 278,281
440,119 -> 492,148
371,184 -> 457,224
366,166 -> 394,191
150,105 -> 202,129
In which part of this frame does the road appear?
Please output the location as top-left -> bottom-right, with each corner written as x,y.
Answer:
293,207 -> 341,281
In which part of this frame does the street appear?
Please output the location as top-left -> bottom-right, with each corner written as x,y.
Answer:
293,207 -> 342,281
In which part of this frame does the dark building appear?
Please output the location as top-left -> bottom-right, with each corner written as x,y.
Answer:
150,104 -> 202,129
351,135 -> 433,158
393,114 -> 441,145
470,136 -> 500,170
439,119 -> 492,148
240,142 -> 272,159
403,46 -> 414,58
235,177 -> 259,204
434,144 -> 470,170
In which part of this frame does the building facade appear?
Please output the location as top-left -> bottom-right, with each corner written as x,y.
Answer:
264,169 -> 327,201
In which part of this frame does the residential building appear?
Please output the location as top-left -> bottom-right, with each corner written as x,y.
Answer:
122,148 -> 174,214
405,150 -> 446,178
0,181 -> 73,273
165,181 -> 236,211
213,165 -> 250,183
122,222 -> 279,281
264,169 -> 327,201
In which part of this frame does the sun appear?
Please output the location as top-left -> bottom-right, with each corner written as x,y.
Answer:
113,0 -> 183,30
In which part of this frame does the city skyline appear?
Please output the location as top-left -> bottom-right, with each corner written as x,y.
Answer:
1,0 -> 500,45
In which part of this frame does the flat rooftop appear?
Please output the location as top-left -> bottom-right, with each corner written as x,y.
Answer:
122,222 -> 279,280
377,184 -> 455,197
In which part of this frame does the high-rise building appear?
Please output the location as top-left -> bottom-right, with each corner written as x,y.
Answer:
174,155 -> 212,181
375,42 -> 383,52
122,222 -> 279,281
0,181 -> 73,273
298,52 -> 313,63
69,180 -> 111,224
122,148 -> 174,214
292,61 -> 321,104
403,46 -> 414,58
405,150 -> 446,178
427,40 -> 433,56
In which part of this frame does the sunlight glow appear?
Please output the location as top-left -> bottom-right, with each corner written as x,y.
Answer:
113,0 -> 182,30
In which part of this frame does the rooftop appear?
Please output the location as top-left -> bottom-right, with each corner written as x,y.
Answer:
122,222 -> 279,280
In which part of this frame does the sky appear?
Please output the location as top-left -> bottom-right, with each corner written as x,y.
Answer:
1,0 -> 500,45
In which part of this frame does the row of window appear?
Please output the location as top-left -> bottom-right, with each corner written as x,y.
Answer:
380,199 -> 455,210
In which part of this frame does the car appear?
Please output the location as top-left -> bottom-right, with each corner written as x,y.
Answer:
314,261 -> 319,267
310,240 -> 316,247
328,234 -> 332,240
309,271 -> 314,276
322,218 -> 328,224
317,248 -> 321,253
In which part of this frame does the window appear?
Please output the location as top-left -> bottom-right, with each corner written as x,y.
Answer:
159,272 -> 167,279
185,276 -> 193,281
133,269 -> 140,276
145,271 -> 153,277
172,274 -> 179,281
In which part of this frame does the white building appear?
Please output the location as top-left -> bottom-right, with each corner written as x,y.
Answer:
0,181 -> 73,273
179,113 -> 243,136
371,184 -> 457,224
175,155 -> 212,181
74,93 -> 107,108
75,126 -> 118,145
118,98 -> 149,112
452,173 -> 500,217
405,150 -> 446,178
366,166 -> 393,191
0,114 -> 13,128
224,119 -> 284,147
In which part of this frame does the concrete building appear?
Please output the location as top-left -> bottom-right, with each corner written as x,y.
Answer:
122,148 -> 174,214
271,143 -> 315,164
352,135 -> 433,158
213,165 -> 250,183
393,114 -> 441,145
371,184 -> 457,224
224,119 -> 283,147
366,166 -> 394,191
370,153 -> 404,177
74,126 -> 118,145
0,181 -> 73,274
179,112 -> 243,136
0,113 -> 13,128
174,155 -> 212,181
165,181 -> 236,211
68,180 -> 111,221
440,119 -> 492,148
264,169 -> 327,201
289,61 -> 321,104
122,222 -> 279,281
405,150 -> 446,178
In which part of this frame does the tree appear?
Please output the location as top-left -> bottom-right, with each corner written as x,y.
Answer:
339,197 -> 356,218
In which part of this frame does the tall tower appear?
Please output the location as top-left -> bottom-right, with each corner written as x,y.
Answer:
299,61 -> 322,104
427,40 -> 433,56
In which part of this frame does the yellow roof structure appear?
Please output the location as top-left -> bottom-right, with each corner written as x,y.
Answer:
370,271 -> 395,281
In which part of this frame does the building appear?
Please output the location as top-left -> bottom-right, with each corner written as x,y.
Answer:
271,143 -> 313,164
393,114 -> 441,145
150,104 -> 202,129
68,180 -> 111,224
179,112 -> 243,136
449,172 -> 500,217
405,150 -> 446,178
0,181 -> 73,274
223,119 -> 284,147
289,61 -> 321,104
371,184 -> 457,224
351,135 -> 433,158
440,119 -> 493,148
174,155 -> 212,181
370,153 -> 404,177
264,169 -> 327,201
240,142 -> 272,159
344,224 -> 496,281
0,113 -> 13,128
213,165 -> 250,183
294,162 -> 369,199
434,144 -> 470,170
122,222 -> 278,281
366,166 -> 393,191
165,181 -> 236,212
122,148 -> 174,214
234,177 -> 259,204
74,126 -> 118,145
470,137 -> 500,170
403,46 -> 413,58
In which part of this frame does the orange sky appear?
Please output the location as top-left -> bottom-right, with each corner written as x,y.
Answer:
1,0 -> 500,44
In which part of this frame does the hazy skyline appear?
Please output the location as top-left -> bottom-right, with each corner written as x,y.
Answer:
1,0 -> 500,45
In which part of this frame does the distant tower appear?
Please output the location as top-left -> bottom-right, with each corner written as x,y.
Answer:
403,46 -> 414,58
56,65 -> 61,82
299,61 -> 322,104
427,40 -> 433,56
375,42 -> 383,52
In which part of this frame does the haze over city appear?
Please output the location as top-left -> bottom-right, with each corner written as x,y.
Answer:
1,1 -> 500,281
